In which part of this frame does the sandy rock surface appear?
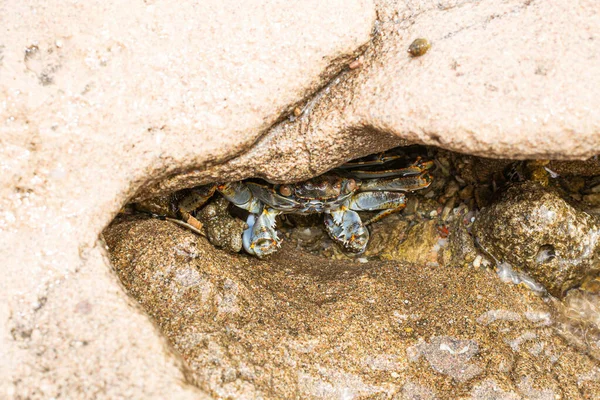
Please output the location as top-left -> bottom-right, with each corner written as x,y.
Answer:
104,216 -> 600,399
0,0 -> 375,397
1,0 -> 599,398
473,182 -> 600,297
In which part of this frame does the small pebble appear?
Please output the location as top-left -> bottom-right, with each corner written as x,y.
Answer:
441,197 -> 456,222
588,182 -> 600,194
348,56 -> 364,70
459,185 -> 474,200
443,180 -> 460,198
408,38 -> 431,57
473,255 -> 482,268
583,193 -> 600,207
404,196 -> 419,215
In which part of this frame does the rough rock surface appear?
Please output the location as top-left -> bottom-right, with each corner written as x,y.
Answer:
197,196 -> 248,253
104,216 -> 600,399
141,0 -> 600,198
2,0 -> 599,397
473,182 -> 600,297
0,0 -> 375,397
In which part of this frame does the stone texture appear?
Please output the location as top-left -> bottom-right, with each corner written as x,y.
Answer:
136,0 -> 600,198
2,0 -> 599,397
473,182 -> 600,297
0,0 -> 375,397
104,215 -> 600,399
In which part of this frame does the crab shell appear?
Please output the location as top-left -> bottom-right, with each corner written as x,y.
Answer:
244,174 -> 358,214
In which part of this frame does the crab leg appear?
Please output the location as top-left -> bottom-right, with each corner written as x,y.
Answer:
346,191 -> 407,226
178,185 -> 217,214
217,182 -> 262,214
341,156 -> 435,179
337,151 -> 403,169
358,171 -> 433,192
246,181 -> 301,212
243,206 -> 282,258
324,208 -> 370,253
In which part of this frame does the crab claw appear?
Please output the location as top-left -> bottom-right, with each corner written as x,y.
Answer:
243,207 -> 282,258
324,208 -> 369,253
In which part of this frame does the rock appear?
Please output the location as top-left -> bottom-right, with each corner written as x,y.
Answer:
473,182 -> 600,297
366,218 -> 442,264
3,0 -> 600,396
0,0 -> 376,396
197,196 -> 247,253
241,0 -> 599,163
584,193 -> 600,207
454,156 -> 512,185
103,216 -> 600,398
445,220 -> 479,267
137,0 -> 600,198
459,185 -> 475,200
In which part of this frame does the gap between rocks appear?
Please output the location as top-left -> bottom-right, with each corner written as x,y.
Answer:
103,144 -> 600,399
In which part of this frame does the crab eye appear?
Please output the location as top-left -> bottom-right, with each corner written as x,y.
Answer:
279,185 -> 292,197
346,179 -> 357,191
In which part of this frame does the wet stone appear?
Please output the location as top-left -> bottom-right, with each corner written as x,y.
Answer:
103,215 -> 600,399
197,196 -> 248,253
473,182 -> 600,297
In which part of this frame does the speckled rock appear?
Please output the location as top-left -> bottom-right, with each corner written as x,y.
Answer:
473,182 -> 600,297
198,196 -> 247,253
104,216 -> 600,399
366,218 -> 442,264
445,220 -> 479,267
3,0 -> 600,396
1,0 -> 376,396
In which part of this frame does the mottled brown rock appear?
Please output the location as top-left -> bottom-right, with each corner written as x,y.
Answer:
104,216 -> 600,399
198,197 -> 247,253
473,182 -> 600,297
368,219 -> 441,264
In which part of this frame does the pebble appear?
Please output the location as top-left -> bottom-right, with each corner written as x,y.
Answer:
459,185 -> 474,200
583,193 -> 600,207
443,180 -> 460,199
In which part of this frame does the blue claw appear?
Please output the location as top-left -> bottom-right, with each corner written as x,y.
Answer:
324,209 -> 369,253
245,208 -> 282,258
243,214 -> 257,255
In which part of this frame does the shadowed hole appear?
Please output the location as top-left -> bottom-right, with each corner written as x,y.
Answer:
536,244 -> 556,264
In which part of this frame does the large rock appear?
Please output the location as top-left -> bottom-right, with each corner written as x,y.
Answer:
0,0 -> 375,397
473,182 -> 600,297
104,216 -> 600,398
137,0 -> 600,198
2,0 -> 599,397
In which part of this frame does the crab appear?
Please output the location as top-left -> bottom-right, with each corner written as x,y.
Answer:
177,155 -> 434,258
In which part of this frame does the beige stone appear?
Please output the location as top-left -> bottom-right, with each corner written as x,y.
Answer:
1,0 -> 599,397
0,0 -> 375,397
138,0 -> 600,198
